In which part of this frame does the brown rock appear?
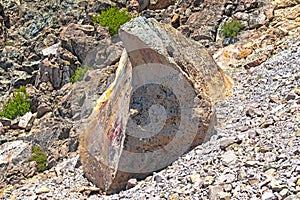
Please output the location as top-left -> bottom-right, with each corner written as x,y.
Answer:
37,103 -> 52,118
220,137 -> 237,150
0,117 -> 11,127
26,115 -> 74,162
272,4 -> 300,32
128,0 -> 140,13
89,0 -> 112,13
80,17 -> 232,194
60,23 -> 110,63
187,6 -> 223,42
148,0 -> 174,10
245,54 -> 268,68
171,14 -> 180,28
34,58 -> 70,90
169,193 -> 180,200
82,37 -> 124,69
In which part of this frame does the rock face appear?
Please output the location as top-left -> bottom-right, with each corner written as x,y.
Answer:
80,17 -> 232,193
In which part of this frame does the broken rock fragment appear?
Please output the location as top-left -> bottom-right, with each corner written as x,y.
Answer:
80,17 -> 232,194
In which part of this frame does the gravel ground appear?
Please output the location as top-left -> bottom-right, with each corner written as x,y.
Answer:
3,37 -> 300,200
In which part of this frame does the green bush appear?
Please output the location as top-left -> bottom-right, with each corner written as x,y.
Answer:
70,65 -> 92,83
222,19 -> 243,37
5,41 -> 14,46
31,145 -> 47,172
92,6 -> 133,35
0,86 -> 31,120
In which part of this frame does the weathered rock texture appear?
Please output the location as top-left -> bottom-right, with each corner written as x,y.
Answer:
214,1 -> 300,70
0,140 -> 37,188
0,3 -> 10,45
80,17 -> 232,193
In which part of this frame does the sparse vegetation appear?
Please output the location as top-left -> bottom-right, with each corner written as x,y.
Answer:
70,65 -> 92,83
222,19 -> 243,38
31,145 -> 47,172
0,86 -> 31,120
256,75 -> 262,81
92,6 -> 133,35
5,40 -> 14,46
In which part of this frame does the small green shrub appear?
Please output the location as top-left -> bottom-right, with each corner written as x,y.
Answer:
256,75 -> 262,81
5,41 -> 14,46
70,65 -> 92,83
92,6 -> 133,35
31,145 -> 47,172
0,86 -> 31,120
222,19 -> 243,37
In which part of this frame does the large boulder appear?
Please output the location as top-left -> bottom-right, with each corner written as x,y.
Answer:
79,17 -> 232,193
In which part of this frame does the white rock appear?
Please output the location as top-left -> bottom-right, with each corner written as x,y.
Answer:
262,190 -> 275,200
18,112 -> 36,130
0,140 -> 31,165
35,186 -> 50,194
222,150 -> 237,166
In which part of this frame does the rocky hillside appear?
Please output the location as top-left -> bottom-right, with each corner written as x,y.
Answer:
0,0 -> 300,199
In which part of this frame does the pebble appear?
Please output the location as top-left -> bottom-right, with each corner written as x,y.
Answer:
285,93 -> 296,101
219,137 -> 236,150
221,150 -> 237,166
262,189 -> 275,200
269,95 -> 280,103
126,179 -> 138,189
279,188 -> 289,198
218,191 -> 231,200
208,185 -> 223,200
188,174 -> 201,184
169,193 -> 179,200
79,186 -> 100,193
35,186 -> 50,194
264,152 -> 277,163
245,160 -> 260,167
204,176 -> 214,187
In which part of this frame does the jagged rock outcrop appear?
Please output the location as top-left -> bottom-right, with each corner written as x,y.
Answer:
80,17 -> 232,194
